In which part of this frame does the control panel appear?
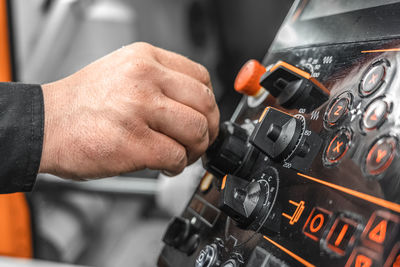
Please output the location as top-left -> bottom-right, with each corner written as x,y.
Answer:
158,1 -> 400,266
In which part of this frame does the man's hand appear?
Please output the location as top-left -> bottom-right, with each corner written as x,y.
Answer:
39,42 -> 220,180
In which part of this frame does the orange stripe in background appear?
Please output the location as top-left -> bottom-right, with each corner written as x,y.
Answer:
361,48 -> 400,53
263,236 -> 316,267
0,0 -> 33,258
0,0 -> 12,81
297,173 -> 400,214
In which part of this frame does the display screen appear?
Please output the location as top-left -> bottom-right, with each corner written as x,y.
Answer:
301,0 -> 400,20
270,0 -> 400,51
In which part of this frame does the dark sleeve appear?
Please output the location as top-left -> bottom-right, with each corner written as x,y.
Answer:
0,82 -> 44,193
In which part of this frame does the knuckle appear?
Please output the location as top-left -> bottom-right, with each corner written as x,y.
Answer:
192,114 -> 209,144
130,42 -> 153,52
196,63 -> 211,85
130,58 -> 156,75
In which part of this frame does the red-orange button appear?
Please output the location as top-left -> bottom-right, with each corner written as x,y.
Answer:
303,207 -> 331,242
326,95 -> 351,125
346,247 -> 381,267
362,210 -> 400,250
234,59 -> 266,96
366,137 -> 397,175
326,130 -> 351,163
326,216 -> 358,256
362,99 -> 388,130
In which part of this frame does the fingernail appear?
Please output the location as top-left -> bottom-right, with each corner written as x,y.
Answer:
161,170 -> 175,177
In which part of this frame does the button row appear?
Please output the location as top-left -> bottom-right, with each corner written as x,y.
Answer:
303,209 -> 360,256
324,132 -> 397,176
346,210 -> 400,267
303,207 -> 400,265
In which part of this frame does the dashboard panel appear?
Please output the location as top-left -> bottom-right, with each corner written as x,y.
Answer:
158,1 -> 400,266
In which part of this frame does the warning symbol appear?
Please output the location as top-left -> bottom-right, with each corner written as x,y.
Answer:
362,211 -> 399,249
368,220 -> 387,244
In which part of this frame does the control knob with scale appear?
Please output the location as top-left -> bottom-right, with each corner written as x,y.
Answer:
250,107 -> 322,172
219,168 -> 280,233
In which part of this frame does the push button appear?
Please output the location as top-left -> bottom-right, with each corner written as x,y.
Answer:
326,130 -> 351,163
346,247 -> 381,267
362,210 -> 399,250
362,99 -> 388,130
360,65 -> 385,97
326,216 -> 358,255
326,97 -> 350,125
303,207 -> 332,242
366,137 -> 397,175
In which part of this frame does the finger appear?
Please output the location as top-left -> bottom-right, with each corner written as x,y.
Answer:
159,69 -> 220,143
146,96 -> 210,164
151,46 -> 212,88
140,129 -> 188,175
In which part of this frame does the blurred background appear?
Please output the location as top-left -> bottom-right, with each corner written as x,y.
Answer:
2,0 -> 292,266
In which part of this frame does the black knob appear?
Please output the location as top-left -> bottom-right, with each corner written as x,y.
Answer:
203,122 -> 259,178
162,217 -> 200,255
260,61 -> 329,111
219,175 -> 268,228
195,244 -> 220,267
250,107 -> 305,161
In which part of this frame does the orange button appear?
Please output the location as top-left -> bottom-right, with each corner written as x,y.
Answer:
346,247 -> 381,267
366,137 -> 397,175
234,59 -> 266,96
326,216 -> 358,255
303,207 -> 331,242
325,130 -> 351,164
362,210 -> 399,250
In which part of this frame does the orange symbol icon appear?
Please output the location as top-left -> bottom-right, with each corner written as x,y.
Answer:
333,141 -> 343,153
355,254 -> 372,267
310,214 -> 324,233
335,224 -> 349,247
282,200 -> 305,225
376,149 -> 387,163
368,220 -> 387,244
370,111 -> 378,121
393,255 -> 400,267
334,105 -> 343,116
368,73 -> 378,85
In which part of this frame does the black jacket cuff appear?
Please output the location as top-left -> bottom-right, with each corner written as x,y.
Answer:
0,83 -> 44,193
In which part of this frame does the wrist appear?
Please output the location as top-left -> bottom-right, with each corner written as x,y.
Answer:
39,82 -> 60,174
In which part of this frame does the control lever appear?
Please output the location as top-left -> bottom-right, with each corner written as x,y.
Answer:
234,60 -> 329,112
